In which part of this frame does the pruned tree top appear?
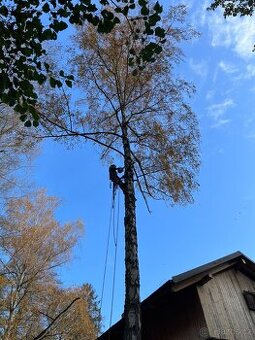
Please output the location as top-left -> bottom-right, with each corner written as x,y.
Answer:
39,4 -> 200,205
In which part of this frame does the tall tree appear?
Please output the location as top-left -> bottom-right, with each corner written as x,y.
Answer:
0,190 -> 100,339
0,0 -> 164,125
38,5 -> 199,339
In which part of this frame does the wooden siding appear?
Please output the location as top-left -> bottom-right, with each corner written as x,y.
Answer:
142,286 -> 207,340
197,268 -> 255,339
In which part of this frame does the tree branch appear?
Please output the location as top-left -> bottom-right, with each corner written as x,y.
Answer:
33,297 -> 80,340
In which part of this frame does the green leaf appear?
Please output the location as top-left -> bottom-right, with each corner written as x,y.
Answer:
50,77 -> 56,87
155,27 -> 165,39
154,1 -> 163,14
42,28 -> 54,40
20,114 -> 27,122
55,21 -> 68,32
0,5 -> 8,17
44,62 -> 50,72
14,104 -> 27,114
141,6 -> 149,16
42,2 -> 50,12
66,74 -> 74,81
36,73 -> 47,85
24,120 -> 32,127
149,13 -> 161,26
22,47 -> 33,56
55,79 -> 62,88
122,5 -> 129,16
154,45 -> 162,54
65,80 -> 72,88
138,0 -> 147,6
8,98 -> 16,107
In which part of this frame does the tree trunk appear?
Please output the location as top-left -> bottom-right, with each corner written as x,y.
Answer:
122,124 -> 141,340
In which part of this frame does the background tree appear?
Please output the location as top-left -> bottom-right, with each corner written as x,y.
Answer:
0,0 -> 164,126
0,104 -> 37,196
38,4 -> 199,339
0,190 -> 100,339
35,284 -> 101,339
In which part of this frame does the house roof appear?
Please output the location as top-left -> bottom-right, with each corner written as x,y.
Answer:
173,251 -> 243,283
98,251 -> 255,339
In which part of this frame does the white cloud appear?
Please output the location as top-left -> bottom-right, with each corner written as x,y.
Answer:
211,118 -> 231,128
197,2 -> 255,61
245,64 -> 255,78
206,90 -> 215,100
207,99 -> 234,127
217,61 -> 255,80
189,58 -> 208,77
230,64 -> 255,80
246,132 -> 255,139
218,61 -> 238,74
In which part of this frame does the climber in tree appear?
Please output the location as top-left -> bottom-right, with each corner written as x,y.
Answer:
109,164 -> 125,193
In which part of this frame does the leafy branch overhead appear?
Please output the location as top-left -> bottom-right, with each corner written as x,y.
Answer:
209,0 -> 255,51
209,0 -> 255,16
0,0 -> 165,126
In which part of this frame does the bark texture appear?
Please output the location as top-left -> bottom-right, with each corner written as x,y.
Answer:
122,124 -> 141,340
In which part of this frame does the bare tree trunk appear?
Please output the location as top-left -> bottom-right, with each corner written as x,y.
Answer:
122,124 -> 141,340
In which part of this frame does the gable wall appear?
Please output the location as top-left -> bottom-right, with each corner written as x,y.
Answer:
142,286 -> 207,340
197,268 -> 255,339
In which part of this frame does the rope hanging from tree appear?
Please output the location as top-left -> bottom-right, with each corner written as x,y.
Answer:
98,166 -> 122,335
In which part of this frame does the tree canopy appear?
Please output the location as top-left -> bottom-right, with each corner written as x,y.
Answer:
39,4 -> 199,204
0,104 -> 37,196
0,190 -> 100,339
0,0 -> 165,127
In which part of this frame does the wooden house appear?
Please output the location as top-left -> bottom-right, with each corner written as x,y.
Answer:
98,251 -> 255,339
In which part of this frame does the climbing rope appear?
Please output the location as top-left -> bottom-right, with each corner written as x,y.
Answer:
99,187 -> 115,326
98,183 -> 121,334
109,188 -> 120,328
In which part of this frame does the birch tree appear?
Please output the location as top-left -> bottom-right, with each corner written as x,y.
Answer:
0,190 -> 100,339
38,4 -> 200,339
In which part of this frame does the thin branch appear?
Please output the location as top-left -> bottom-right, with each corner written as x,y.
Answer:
61,87 -> 73,131
39,115 -> 124,157
89,68 -> 118,115
130,149 -> 152,197
37,310 -> 54,321
33,297 -> 80,340
132,165 -> 151,213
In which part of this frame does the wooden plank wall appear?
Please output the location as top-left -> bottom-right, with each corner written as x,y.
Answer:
197,268 -> 255,339
142,286 -> 207,340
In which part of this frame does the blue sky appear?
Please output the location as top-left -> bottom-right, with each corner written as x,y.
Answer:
32,0 -> 255,330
